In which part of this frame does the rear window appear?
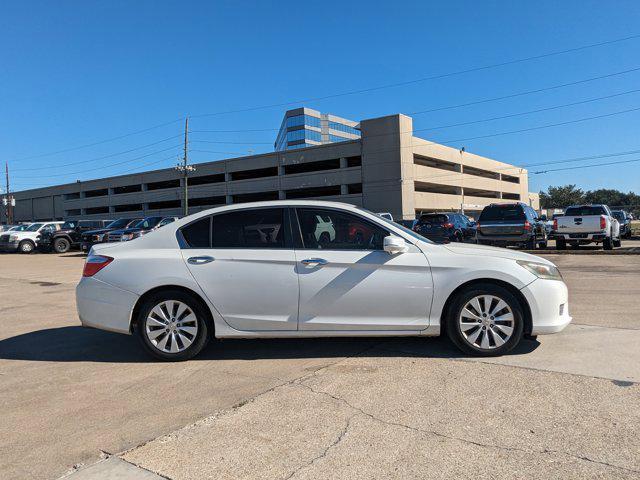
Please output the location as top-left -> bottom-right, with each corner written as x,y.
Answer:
479,205 -> 524,222
418,214 -> 448,224
212,208 -> 284,249
564,206 -> 606,216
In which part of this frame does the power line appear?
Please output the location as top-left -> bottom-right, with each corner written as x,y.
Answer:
12,134 -> 184,171
9,118 -> 184,163
533,156 -> 640,174
13,144 -> 183,179
190,33 -> 640,118
190,139 -> 273,145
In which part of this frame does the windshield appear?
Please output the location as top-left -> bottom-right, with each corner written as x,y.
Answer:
565,206 -> 606,216
358,207 -> 430,243
11,225 -> 28,231
25,223 -> 44,232
134,217 -> 163,229
418,214 -> 448,224
106,219 -> 130,229
612,211 -> 625,221
479,205 -> 524,221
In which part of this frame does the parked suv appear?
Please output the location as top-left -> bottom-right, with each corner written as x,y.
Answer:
612,210 -> 632,239
106,216 -> 178,242
0,221 -> 65,253
413,213 -> 476,243
80,218 -> 142,252
477,203 -> 547,249
39,219 -> 111,253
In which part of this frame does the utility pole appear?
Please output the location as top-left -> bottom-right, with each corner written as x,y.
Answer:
175,117 -> 195,216
4,161 -> 14,225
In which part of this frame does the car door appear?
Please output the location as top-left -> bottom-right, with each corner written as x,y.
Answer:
294,207 -> 433,331
180,207 -> 299,332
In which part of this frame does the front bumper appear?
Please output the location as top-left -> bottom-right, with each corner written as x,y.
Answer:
76,277 -> 139,334
520,279 -> 572,335
0,240 -> 20,252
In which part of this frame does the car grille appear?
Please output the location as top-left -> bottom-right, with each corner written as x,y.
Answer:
107,233 -> 122,242
0,234 -> 9,243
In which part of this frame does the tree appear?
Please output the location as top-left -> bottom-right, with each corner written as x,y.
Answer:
539,185 -> 584,208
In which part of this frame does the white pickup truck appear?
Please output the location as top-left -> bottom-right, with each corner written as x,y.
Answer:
554,204 -> 621,250
0,221 -> 64,253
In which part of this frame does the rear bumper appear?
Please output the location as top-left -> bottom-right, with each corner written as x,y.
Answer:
477,232 -> 532,245
555,232 -> 606,242
76,277 -> 139,334
520,279 -> 572,335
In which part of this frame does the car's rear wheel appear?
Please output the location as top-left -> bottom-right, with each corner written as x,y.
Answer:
446,283 -> 524,356
556,238 -> 566,250
603,237 -> 613,250
613,237 -> 622,248
53,237 -> 71,253
136,290 -> 210,361
19,240 -> 35,254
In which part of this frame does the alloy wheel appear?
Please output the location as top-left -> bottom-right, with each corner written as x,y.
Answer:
145,300 -> 198,354
458,295 -> 514,350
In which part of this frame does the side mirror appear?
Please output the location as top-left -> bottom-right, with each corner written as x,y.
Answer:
384,235 -> 408,254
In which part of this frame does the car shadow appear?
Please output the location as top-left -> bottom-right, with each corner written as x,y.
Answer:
0,326 -> 540,363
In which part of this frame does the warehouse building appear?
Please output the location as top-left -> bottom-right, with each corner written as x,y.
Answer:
2,113 -> 538,224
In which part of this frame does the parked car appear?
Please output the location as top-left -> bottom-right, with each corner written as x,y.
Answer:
413,213 -> 476,243
109,216 -> 178,242
80,218 -> 142,252
39,219 -> 112,253
476,203 -> 547,249
611,210 -> 632,239
396,219 -> 418,230
76,200 -> 571,361
555,204 -> 621,250
0,221 -> 65,253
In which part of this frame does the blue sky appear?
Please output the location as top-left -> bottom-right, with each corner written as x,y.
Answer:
1,0 -> 640,194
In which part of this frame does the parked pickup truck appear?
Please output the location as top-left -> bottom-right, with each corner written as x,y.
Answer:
554,204 -> 621,250
0,221 -> 64,253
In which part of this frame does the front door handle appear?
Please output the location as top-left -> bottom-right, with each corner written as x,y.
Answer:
187,256 -> 214,265
301,258 -> 328,266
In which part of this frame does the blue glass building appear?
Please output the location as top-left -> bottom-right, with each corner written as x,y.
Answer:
275,107 -> 361,151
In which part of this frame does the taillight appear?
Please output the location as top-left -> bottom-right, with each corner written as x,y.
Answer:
600,215 -> 606,230
476,222 -> 481,231
444,222 -> 454,229
83,254 -> 113,277
523,220 -> 532,231
553,219 -> 558,231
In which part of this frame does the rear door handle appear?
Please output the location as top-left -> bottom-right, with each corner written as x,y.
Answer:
187,256 -> 214,265
301,258 -> 328,266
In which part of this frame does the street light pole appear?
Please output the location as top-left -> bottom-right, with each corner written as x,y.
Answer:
175,117 -> 195,217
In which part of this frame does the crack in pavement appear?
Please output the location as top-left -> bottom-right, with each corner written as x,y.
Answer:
295,381 -> 640,475
283,414 -> 357,480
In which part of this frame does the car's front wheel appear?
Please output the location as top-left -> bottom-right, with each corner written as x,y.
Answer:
53,237 -> 71,253
446,283 -> 524,356
136,290 -> 210,361
19,240 -> 35,254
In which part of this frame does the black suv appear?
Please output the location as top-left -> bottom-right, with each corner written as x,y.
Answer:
477,203 -> 547,249
612,210 -> 632,239
80,218 -> 142,252
39,219 -> 111,253
413,213 -> 476,243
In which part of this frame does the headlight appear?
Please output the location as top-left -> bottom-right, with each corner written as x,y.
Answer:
92,234 -> 105,242
517,260 -> 562,280
121,233 -> 133,241
9,235 -> 18,242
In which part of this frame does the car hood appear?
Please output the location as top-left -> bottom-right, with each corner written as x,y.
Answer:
6,231 -> 39,239
83,228 -> 113,236
119,227 -> 145,234
442,242 -> 555,265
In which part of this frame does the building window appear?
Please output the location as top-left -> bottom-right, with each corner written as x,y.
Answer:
113,203 -> 143,212
65,209 -> 81,217
501,174 -> 520,184
414,154 -> 460,172
285,185 -> 341,199
85,206 -> 109,215
232,191 -> 279,203
463,165 -> 500,180
328,134 -> 351,143
414,182 -> 460,196
64,192 -> 80,200
230,166 -> 278,181
190,196 -> 226,207
148,200 -> 181,210
464,187 -> 501,199
84,188 -> 109,198
113,184 -> 142,195
147,179 -> 180,191
347,183 -> 362,194
502,192 -> 520,200
346,156 -> 362,167
189,173 -> 225,186
283,158 -> 340,175
328,122 -> 360,136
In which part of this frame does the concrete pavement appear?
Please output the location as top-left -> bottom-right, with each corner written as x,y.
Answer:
0,252 -> 638,479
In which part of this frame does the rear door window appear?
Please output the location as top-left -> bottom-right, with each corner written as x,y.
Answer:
180,217 -> 211,248
212,208 -> 286,249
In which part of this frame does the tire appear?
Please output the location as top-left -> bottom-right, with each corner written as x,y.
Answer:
603,237 -> 613,250
453,231 -> 462,242
525,236 -> 536,250
445,282 -> 524,357
538,240 -> 548,249
613,238 -> 622,248
19,240 -> 35,254
136,289 -> 210,361
53,237 -> 71,254
556,238 -> 567,250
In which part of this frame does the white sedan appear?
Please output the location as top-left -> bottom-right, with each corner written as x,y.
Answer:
76,200 -> 571,361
